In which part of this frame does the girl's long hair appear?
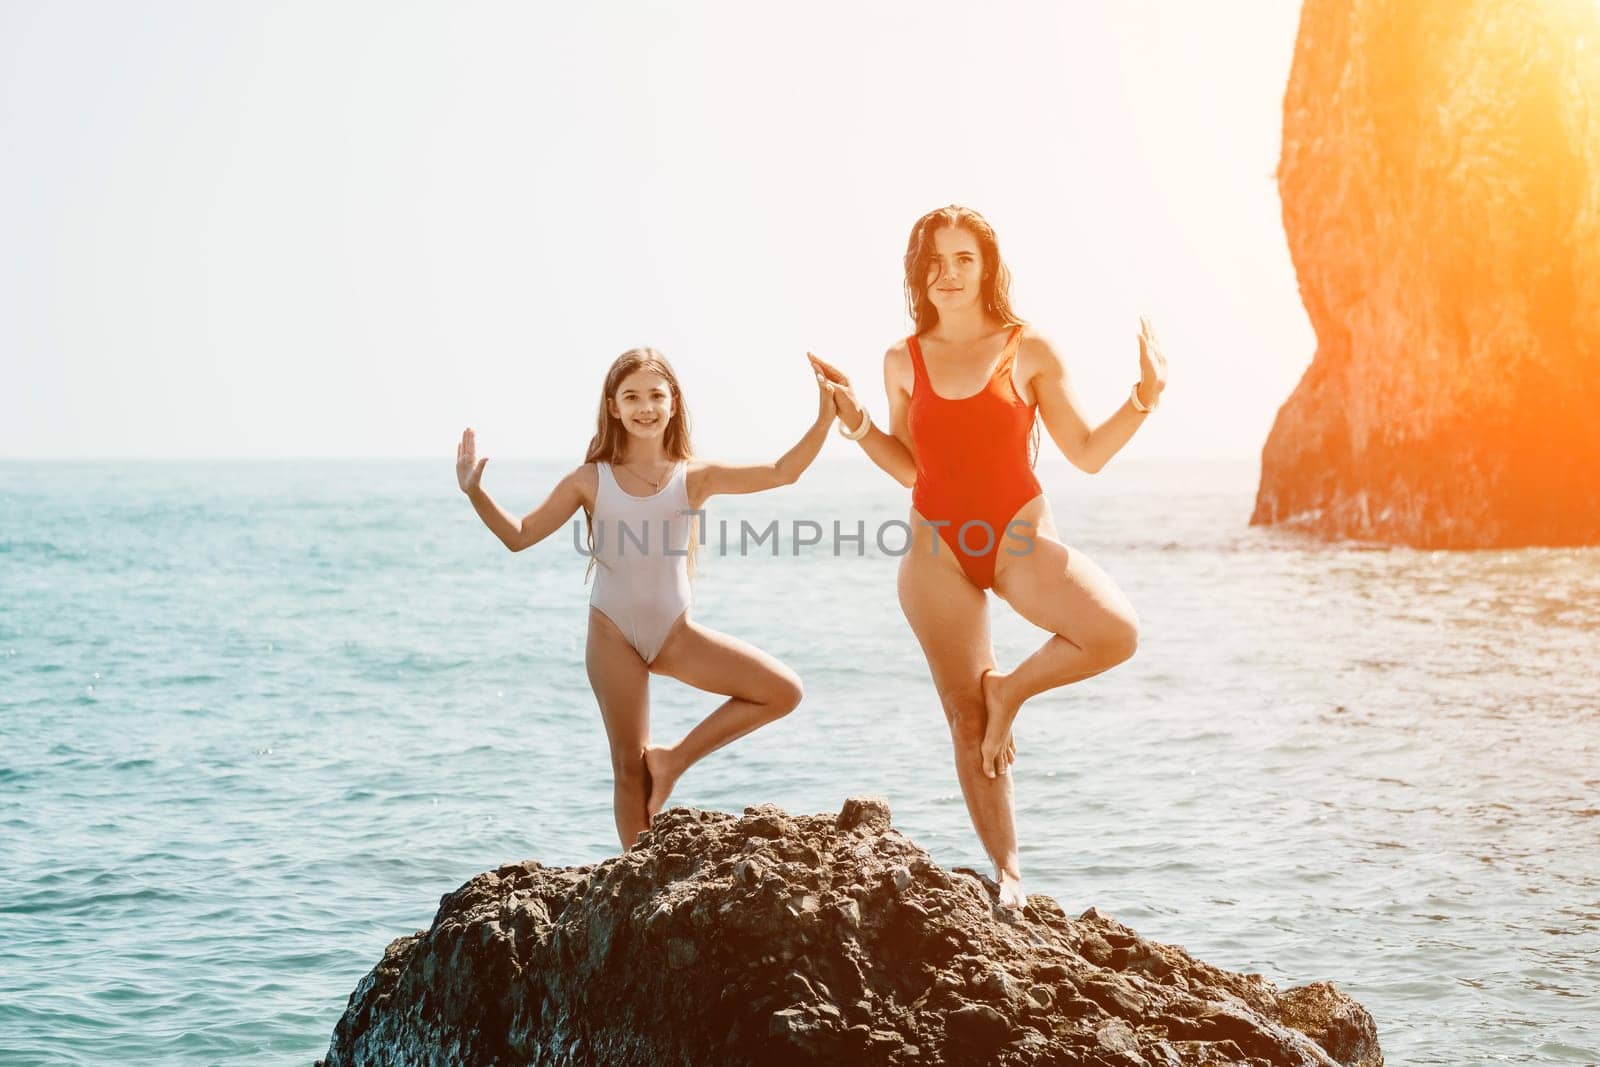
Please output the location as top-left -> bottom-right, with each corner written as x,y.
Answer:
902,205 -> 1038,465
582,348 -> 697,579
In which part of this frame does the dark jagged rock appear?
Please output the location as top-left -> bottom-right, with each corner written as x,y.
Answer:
321,799 -> 1381,1066
1253,0 -> 1600,547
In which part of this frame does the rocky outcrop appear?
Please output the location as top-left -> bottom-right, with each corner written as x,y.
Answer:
1253,0 -> 1600,547
321,798 -> 1381,1066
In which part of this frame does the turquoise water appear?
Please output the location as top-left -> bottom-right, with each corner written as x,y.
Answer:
2,459 -> 1597,1065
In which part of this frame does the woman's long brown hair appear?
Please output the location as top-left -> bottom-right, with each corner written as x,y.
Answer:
903,205 -> 1025,335
902,206 -> 1038,464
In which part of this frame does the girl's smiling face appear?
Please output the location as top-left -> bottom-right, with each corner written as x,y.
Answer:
608,369 -> 675,438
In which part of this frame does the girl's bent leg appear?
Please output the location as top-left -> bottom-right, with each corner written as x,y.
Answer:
643,615 -> 803,820
586,607 -> 652,849
898,517 -> 1026,909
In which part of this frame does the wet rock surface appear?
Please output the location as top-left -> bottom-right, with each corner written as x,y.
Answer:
1254,0 -> 1600,547
321,798 -> 1381,1066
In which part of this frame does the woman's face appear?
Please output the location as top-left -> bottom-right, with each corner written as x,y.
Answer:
608,369 -> 674,439
924,225 -> 985,314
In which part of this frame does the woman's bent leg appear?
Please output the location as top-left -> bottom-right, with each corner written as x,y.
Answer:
586,607 -> 653,849
983,501 -> 1140,777
642,615 -> 803,819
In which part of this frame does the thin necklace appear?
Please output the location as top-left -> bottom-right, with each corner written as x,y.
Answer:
618,459 -> 670,491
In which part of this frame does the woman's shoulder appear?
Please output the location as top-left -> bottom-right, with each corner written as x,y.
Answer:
881,339 -> 915,392
1009,328 -> 1066,393
1015,327 -> 1064,365
883,337 -> 915,374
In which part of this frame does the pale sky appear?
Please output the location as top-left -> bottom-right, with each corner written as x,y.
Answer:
1,1 -> 1313,462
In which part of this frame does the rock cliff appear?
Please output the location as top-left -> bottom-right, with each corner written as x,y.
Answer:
321,798 -> 1381,1066
1254,0 -> 1600,546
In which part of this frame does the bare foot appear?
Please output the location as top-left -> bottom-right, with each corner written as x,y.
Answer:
997,870 -> 1028,912
642,744 -> 682,820
979,669 -> 1020,778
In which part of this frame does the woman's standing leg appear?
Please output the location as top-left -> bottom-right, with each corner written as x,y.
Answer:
982,499 -> 1140,778
586,607 -> 653,849
898,512 -> 1026,909
642,616 -> 803,819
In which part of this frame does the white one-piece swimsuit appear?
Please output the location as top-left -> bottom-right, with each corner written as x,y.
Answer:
588,461 -> 694,664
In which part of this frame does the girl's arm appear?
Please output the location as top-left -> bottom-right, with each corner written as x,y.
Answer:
689,360 -> 837,500
808,348 -> 917,488
1031,318 -> 1168,474
457,428 -> 588,552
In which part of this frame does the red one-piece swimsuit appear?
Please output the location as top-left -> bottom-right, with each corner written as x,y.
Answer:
907,324 -> 1043,590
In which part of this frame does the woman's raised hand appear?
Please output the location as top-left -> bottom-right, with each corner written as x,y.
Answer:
807,353 -> 861,425
456,427 -> 488,494
1137,316 -> 1168,408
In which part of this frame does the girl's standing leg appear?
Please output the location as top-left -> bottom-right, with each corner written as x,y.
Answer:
642,616 -> 802,819
983,498 -> 1140,778
586,607 -> 653,849
898,511 -> 1026,909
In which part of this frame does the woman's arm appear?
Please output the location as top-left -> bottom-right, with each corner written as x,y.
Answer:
1031,318 -> 1168,474
688,360 -> 837,500
808,347 -> 917,488
457,428 -> 588,552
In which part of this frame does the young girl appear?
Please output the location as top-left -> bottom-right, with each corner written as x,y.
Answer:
456,347 -> 835,849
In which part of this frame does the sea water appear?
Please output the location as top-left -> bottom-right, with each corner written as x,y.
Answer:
2,459 -> 1596,1064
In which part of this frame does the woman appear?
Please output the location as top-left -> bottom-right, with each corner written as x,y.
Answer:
810,205 -> 1167,909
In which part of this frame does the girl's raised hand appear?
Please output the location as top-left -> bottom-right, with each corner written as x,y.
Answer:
456,427 -> 488,494
1137,316 -> 1168,407
807,353 -> 861,424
